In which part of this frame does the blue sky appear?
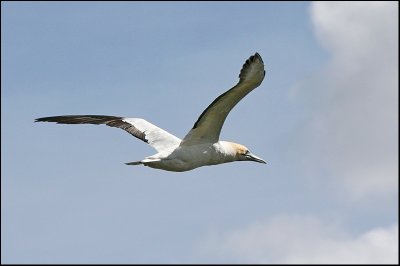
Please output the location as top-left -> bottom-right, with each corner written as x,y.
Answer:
2,1 -> 398,263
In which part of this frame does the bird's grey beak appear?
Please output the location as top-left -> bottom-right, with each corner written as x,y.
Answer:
246,153 -> 267,164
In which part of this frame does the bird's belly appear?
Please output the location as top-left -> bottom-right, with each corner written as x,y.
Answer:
144,159 -> 198,172
144,146 -> 223,172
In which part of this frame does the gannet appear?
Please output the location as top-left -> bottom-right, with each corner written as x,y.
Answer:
36,53 -> 266,172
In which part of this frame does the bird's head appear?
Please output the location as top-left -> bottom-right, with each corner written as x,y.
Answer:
231,143 -> 266,164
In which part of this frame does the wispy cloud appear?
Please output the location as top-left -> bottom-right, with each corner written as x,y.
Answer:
196,214 -> 398,264
193,2 -> 399,264
296,1 -> 398,200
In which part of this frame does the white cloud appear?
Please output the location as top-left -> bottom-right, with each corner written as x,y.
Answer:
311,2 -> 397,65
297,2 -> 398,200
192,3 -> 399,264
192,3 -> 399,263
196,214 -> 398,264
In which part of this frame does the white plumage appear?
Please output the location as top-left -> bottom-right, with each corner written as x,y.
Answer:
36,53 -> 267,172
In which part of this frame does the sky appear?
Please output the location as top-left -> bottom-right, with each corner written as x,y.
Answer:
1,1 -> 398,264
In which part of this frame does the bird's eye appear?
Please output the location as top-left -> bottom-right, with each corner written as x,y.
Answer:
244,150 -> 250,155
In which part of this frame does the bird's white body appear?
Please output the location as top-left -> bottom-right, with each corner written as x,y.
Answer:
142,141 -> 238,172
36,53 -> 267,172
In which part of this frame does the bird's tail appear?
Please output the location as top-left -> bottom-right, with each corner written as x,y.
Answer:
125,161 -> 143,166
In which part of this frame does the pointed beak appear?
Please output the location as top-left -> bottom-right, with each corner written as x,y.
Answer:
246,153 -> 267,164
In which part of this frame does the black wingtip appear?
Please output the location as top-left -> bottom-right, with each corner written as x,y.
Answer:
242,53 -> 263,69
35,116 -> 59,123
35,117 -> 46,123
254,52 -> 263,63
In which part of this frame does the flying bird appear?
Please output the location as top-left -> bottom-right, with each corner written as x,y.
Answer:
36,53 -> 267,172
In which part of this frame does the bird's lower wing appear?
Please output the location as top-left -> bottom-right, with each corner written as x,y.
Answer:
181,53 -> 265,146
35,115 -> 181,152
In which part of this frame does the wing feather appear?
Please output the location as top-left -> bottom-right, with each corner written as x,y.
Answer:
35,115 -> 181,152
181,53 -> 265,145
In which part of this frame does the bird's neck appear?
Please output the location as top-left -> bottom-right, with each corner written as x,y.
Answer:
216,141 -> 239,161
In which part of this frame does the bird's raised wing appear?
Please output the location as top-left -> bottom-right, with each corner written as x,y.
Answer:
181,53 -> 265,146
35,115 -> 181,152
